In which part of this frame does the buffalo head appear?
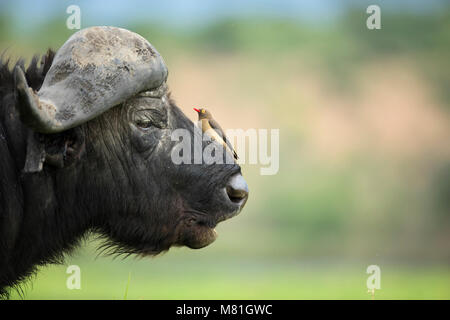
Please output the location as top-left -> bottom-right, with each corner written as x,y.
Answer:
13,26 -> 249,256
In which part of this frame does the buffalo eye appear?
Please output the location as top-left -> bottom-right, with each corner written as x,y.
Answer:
134,115 -> 152,129
132,108 -> 167,130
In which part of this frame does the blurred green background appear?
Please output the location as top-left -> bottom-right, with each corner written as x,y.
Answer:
1,0 -> 449,299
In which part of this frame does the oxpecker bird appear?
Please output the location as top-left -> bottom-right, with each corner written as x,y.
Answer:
194,108 -> 238,160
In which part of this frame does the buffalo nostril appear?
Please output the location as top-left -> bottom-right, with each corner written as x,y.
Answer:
226,174 -> 249,204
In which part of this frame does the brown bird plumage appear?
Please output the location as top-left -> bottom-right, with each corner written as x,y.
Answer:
194,108 -> 238,160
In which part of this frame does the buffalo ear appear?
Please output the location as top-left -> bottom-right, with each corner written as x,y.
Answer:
22,127 -> 85,173
44,127 -> 86,169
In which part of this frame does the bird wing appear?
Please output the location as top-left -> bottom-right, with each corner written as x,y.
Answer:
208,118 -> 238,159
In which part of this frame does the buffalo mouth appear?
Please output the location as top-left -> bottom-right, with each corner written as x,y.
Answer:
178,210 -> 241,249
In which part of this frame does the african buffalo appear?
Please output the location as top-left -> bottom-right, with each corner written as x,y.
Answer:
0,26 -> 248,297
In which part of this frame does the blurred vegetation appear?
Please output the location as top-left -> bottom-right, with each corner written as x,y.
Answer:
1,7 -> 449,103
1,4 -> 449,299
10,255 -> 450,299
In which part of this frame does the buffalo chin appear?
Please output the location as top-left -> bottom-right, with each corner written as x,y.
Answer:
178,221 -> 218,249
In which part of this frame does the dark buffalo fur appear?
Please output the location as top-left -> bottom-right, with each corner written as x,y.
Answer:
0,51 -> 242,298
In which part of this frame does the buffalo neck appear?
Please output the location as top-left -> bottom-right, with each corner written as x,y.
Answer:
0,124 -> 95,295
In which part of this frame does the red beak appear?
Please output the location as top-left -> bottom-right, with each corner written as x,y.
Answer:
193,108 -> 200,113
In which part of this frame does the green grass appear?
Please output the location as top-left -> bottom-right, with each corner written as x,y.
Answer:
123,272 -> 131,300
9,253 -> 450,300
